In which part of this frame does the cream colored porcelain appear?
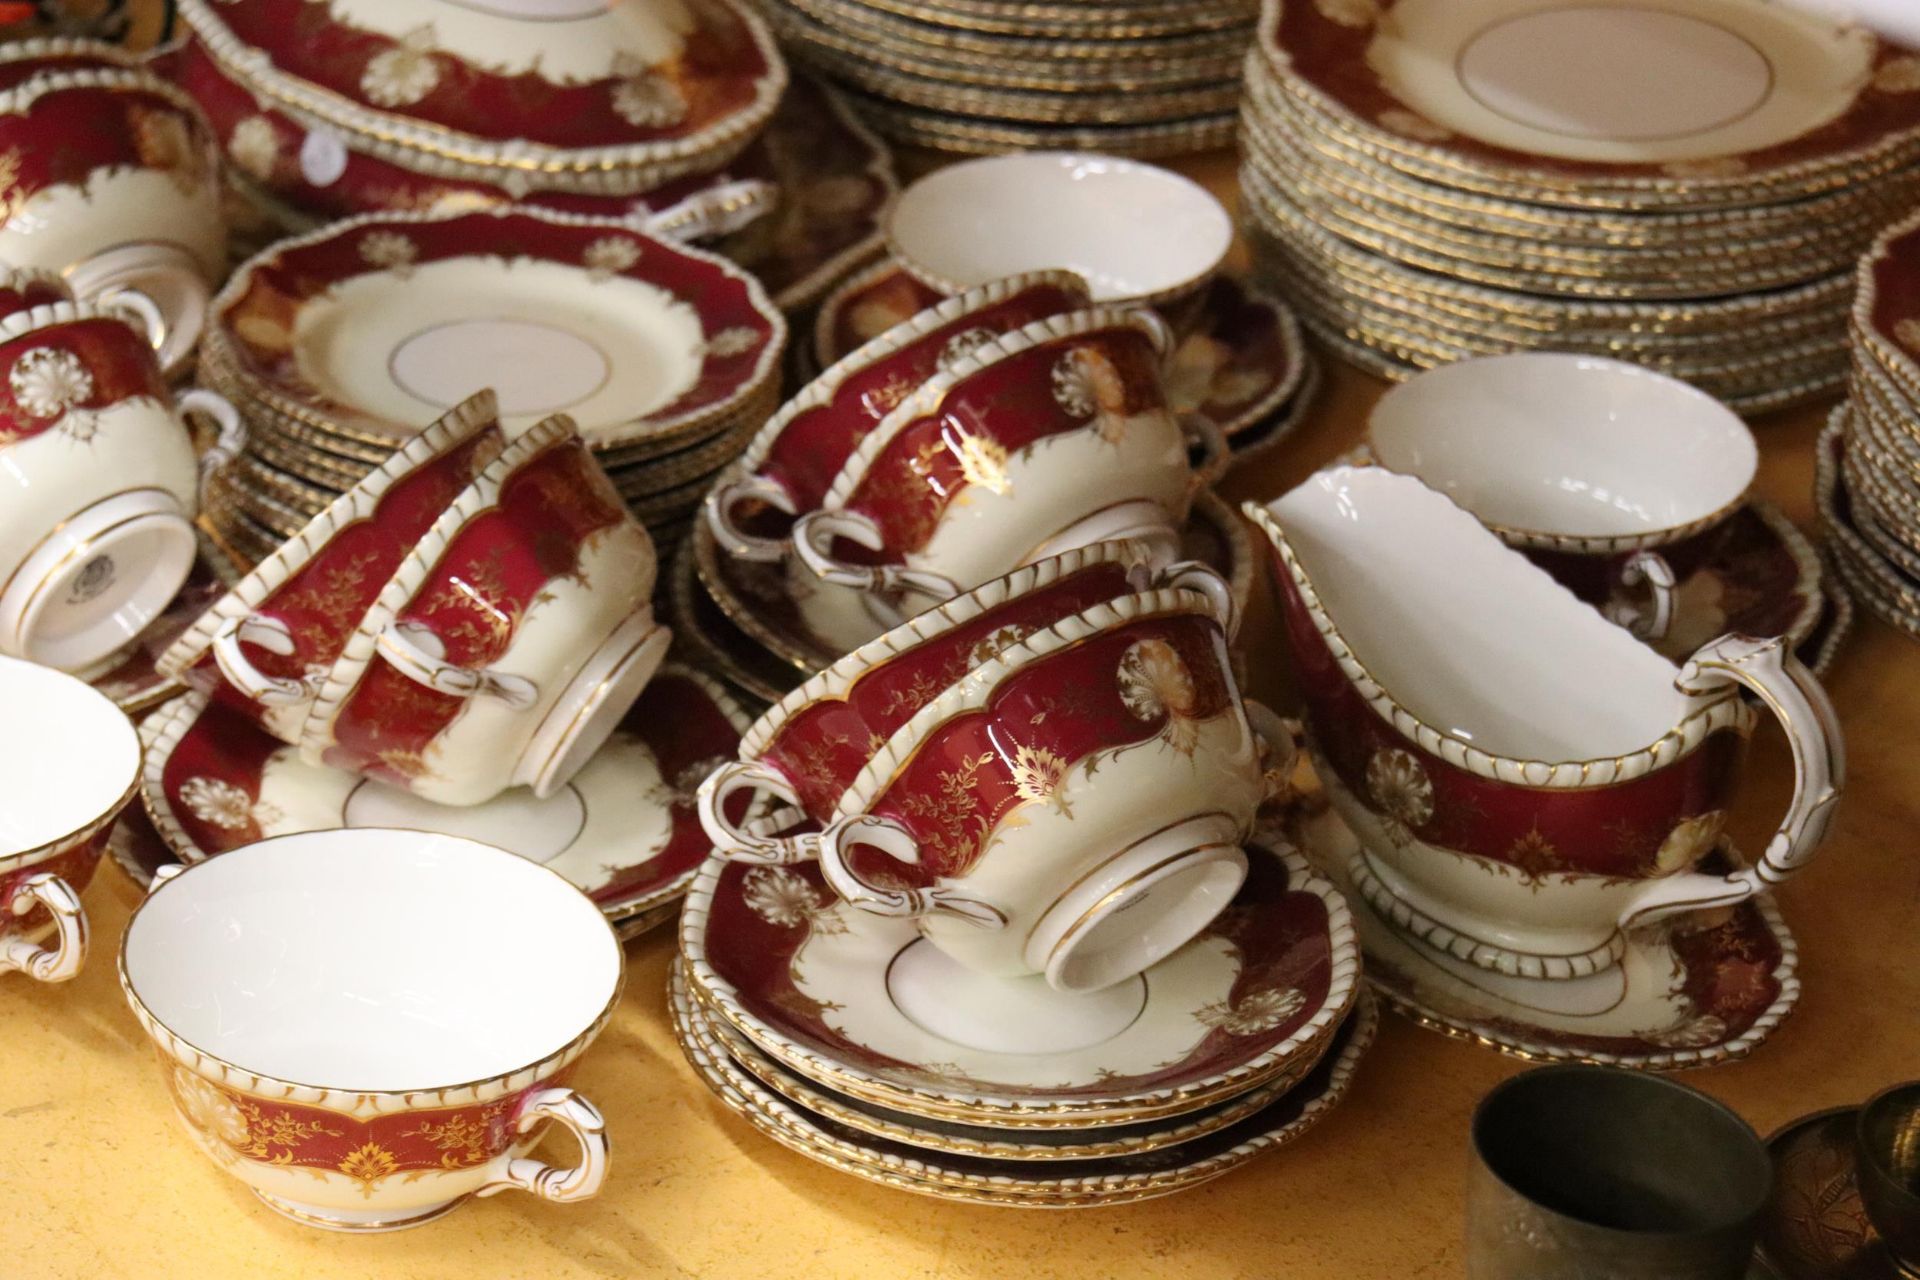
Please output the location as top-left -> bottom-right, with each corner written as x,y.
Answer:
885,153 -> 1232,313
0,656 -> 140,983
121,829 -> 621,1230
0,301 -> 243,672
1365,0 -> 1874,164
1250,467 -> 1843,978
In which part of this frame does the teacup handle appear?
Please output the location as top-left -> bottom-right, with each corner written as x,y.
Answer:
634,179 -> 777,243
705,474 -> 797,564
1241,698 -> 1301,810
211,614 -> 317,706
1619,633 -> 1844,928
475,1088 -> 609,1205
96,286 -> 167,352
791,509 -> 962,601
0,872 -> 87,983
1601,551 -> 1677,644
1151,559 -> 1235,634
177,389 -> 247,510
377,621 -> 539,709
1182,412 -> 1232,487
697,761 -> 817,866
815,813 -> 1007,928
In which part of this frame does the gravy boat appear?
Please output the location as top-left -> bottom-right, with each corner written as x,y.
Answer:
1246,467 -> 1843,981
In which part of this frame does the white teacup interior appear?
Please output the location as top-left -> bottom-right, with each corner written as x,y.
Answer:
1267,467 -> 1690,761
1369,354 -> 1757,538
887,153 -> 1231,302
0,657 -> 137,855
123,831 -> 620,1091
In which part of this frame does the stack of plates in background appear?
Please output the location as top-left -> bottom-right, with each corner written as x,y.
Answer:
1820,208 -> 1920,639
196,206 -> 786,570
1240,0 -> 1920,414
751,0 -> 1255,157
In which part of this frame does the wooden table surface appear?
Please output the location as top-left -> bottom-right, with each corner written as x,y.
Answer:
1,153 -> 1908,1279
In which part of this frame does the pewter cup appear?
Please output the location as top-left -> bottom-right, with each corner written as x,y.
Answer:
1856,1081 -> 1920,1272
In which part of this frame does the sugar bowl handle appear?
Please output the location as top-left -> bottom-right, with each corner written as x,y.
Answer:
0,872 -> 87,983
705,473 -> 797,564
1601,550 -> 1677,644
697,761 -> 817,866
376,621 -> 539,709
476,1088 -> 609,1205
815,813 -> 1007,929
1620,634 -> 1845,927
792,509 -> 962,602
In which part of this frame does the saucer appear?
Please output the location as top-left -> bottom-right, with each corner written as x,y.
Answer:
1757,1107 -> 1898,1279
1639,500 -> 1826,664
672,957 -> 1377,1206
665,528 -> 797,706
136,664 -> 752,926
679,836 -> 1360,1128
811,263 -> 1309,448
694,487 -> 1254,677
82,544 -> 236,716
1287,778 -> 1799,1070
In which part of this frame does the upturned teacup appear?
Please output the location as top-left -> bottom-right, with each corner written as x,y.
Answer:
0,64 -> 224,373
699,540 -> 1236,853
790,307 -> 1214,628
302,413 -> 670,806
1366,354 -> 1758,642
706,270 -> 1090,562
1248,466 -> 1842,981
0,299 -> 243,672
156,390 -> 506,743
0,656 -> 141,982
120,829 -> 622,1231
885,152 -> 1232,334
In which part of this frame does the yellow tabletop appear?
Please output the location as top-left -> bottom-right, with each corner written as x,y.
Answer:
1,154 -> 1905,1280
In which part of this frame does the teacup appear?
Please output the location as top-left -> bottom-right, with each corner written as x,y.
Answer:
0,656 -> 139,983
699,540 -> 1236,854
791,307 -> 1212,627
302,414 -> 670,806
705,270 -> 1090,563
1367,354 -> 1758,642
0,66 -> 224,374
119,829 -> 622,1231
0,299 -> 244,672
1856,1081 -> 1920,1272
1247,466 -> 1842,981
885,152 -> 1232,333
156,390 -> 506,743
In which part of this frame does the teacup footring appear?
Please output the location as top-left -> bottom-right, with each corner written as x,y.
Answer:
516,611 -> 673,800
249,1190 -> 465,1234
886,941 -> 1150,1055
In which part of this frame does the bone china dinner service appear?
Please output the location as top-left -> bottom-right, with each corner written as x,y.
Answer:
0,0 -> 1896,1251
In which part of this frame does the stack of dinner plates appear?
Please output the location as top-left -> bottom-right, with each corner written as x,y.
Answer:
1240,0 -> 1920,413
753,0 -> 1254,157
1820,208 -> 1920,638
671,833 -> 1373,1206
196,205 -> 786,568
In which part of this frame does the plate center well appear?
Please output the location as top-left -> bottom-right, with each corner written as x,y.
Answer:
885,939 -> 1148,1055
389,318 -> 612,417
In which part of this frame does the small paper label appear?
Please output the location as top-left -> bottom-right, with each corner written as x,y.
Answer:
299,130 -> 349,187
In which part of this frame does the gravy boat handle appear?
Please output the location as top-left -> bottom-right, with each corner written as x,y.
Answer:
1619,634 -> 1845,928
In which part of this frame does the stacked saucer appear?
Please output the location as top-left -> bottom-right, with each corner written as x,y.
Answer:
756,0 -> 1254,157
1819,209 -> 1920,638
1239,0 -> 1920,411
195,206 -> 785,566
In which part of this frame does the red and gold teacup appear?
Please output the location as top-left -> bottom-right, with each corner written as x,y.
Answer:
157,390 -> 505,743
1248,467 -> 1844,981
0,299 -> 243,672
790,308 -> 1216,626
704,270 -> 1090,562
699,540 -> 1236,851
120,829 -> 622,1231
0,656 -> 140,983
301,414 -> 670,807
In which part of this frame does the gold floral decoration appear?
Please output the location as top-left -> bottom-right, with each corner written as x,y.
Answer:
361,27 -> 442,109
10,347 -> 93,421
951,430 -> 1011,495
968,624 -> 1029,667
400,1111 -> 501,1169
1116,638 -> 1200,754
338,1141 -> 400,1195
1504,824 -> 1567,886
1874,56 -> 1920,94
706,326 -> 764,359
358,230 -> 419,277
610,54 -> 688,128
1195,986 -> 1306,1035
1364,748 -> 1433,838
129,105 -> 210,197
897,750 -> 998,868
1050,346 -> 1130,443
178,776 -> 265,832
226,116 -> 279,183
170,1068 -> 252,1149
1009,743 -> 1072,815
1643,1013 -> 1729,1049
938,327 -> 997,373
582,236 -> 640,280
741,866 -> 843,933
